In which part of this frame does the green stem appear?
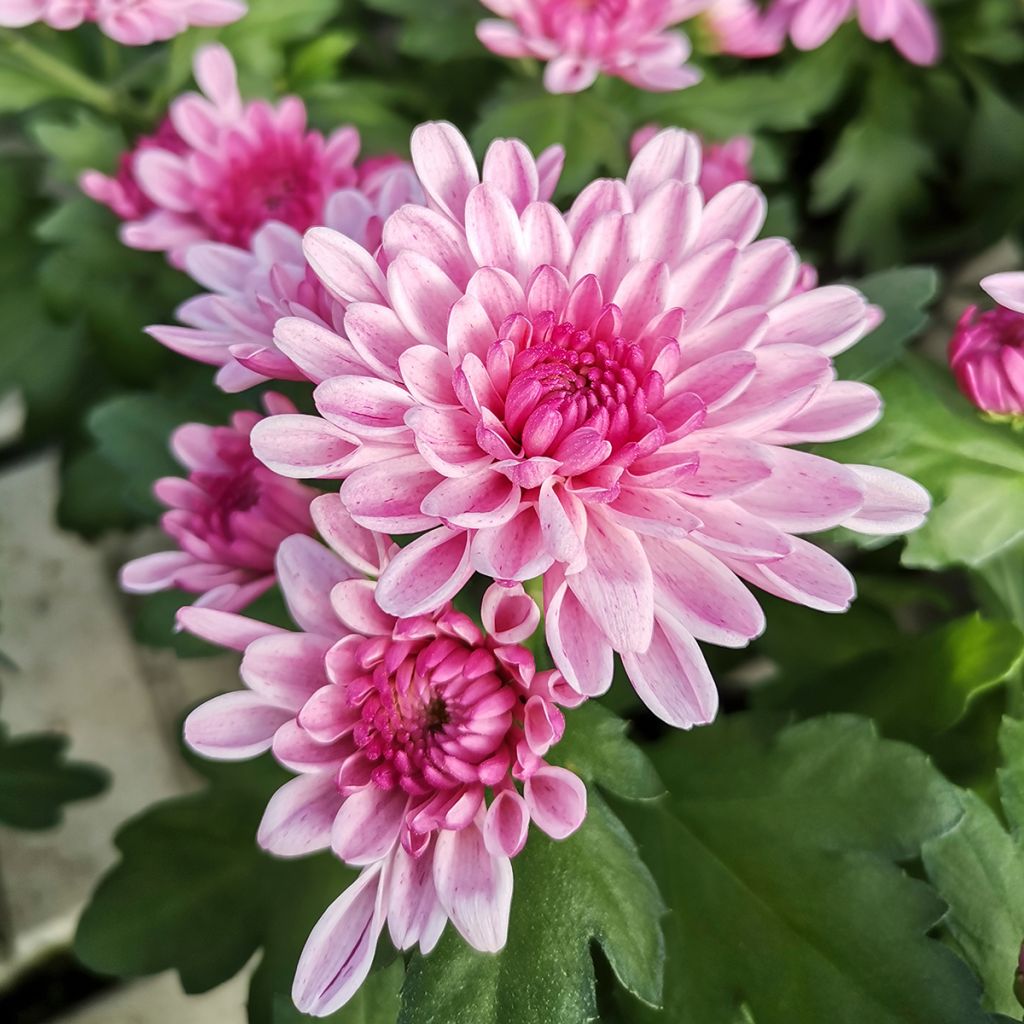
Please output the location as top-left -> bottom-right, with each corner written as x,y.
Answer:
0,28 -> 119,115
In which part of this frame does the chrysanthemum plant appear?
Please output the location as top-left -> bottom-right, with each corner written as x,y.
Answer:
3,0 -> 1024,1022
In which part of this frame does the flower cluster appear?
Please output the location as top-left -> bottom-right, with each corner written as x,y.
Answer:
0,0 -> 245,44
475,0 -> 706,93
180,503 -> 586,1015
64,22 -> 938,1015
704,0 -> 940,65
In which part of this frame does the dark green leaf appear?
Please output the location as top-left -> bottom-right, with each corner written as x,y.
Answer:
0,721 -> 107,830
923,717 -> 1024,1016
615,715 -> 990,1024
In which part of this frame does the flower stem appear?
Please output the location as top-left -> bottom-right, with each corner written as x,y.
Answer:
0,28 -> 119,116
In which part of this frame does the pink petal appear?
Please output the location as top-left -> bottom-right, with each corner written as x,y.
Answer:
292,864 -> 385,1016
422,470 -> 521,529
481,582 -> 540,644
471,507 -> 554,582
374,527 -> 474,617
524,766 -> 587,840
621,612 -> 719,728
331,579 -> 397,636
176,607 -> 287,651
275,535 -> 354,636
544,573 -> 614,696
483,789 -> 529,858
332,786 -> 408,865
842,465 -> 930,535
627,128 -> 701,203
304,227 -> 386,305
257,773 -> 344,857
315,375 -> 414,438
411,122 -> 480,224
311,493 -> 389,576
387,251 -> 461,347
119,550 -> 196,593
341,454 -> 441,534
764,285 -> 871,356
386,842 -> 444,952
433,823 -> 512,953
465,182 -> 525,277
982,272 -> 1024,315
250,414 -> 365,479
184,691 -> 292,760
240,633 -> 332,711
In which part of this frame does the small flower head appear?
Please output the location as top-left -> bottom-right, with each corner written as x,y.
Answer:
949,273 -> 1024,419
250,122 -> 929,730
476,0 -> 706,94
0,0 -> 246,44
180,501 -> 586,1015
119,394 -> 317,613
84,44 -> 362,266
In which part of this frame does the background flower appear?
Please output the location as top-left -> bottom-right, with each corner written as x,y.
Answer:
179,501 -> 586,1015
120,394 -> 317,613
475,0 -> 706,93
0,0 -> 246,44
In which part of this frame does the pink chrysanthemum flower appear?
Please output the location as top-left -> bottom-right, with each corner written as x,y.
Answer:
145,165 -> 424,392
251,123 -> 929,728
179,502 -> 586,1015
81,44 -> 361,266
704,0 -> 940,65
120,394 -> 317,613
631,124 -> 753,200
475,0 -> 706,94
0,0 -> 245,45
948,273 -> 1024,419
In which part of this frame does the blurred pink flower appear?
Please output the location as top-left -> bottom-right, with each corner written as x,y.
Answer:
0,0 -> 245,44
476,0 -> 706,93
631,124 -> 752,199
704,0 -> 940,66
120,394 -> 317,613
179,504 -> 585,1015
250,122 -> 929,728
80,117 -> 186,222
948,273 -> 1024,418
146,165 -> 424,392
81,44 -> 361,266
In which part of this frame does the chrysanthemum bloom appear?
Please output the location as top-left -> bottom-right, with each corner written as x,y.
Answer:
0,0 -> 245,44
179,502 -> 586,1015
948,273 -> 1024,418
145,165 -> 425,392
81,44 -> 361,266
80,117 -> 186,222
475,0 -> 706,94
120,395 -> 317,613
631,124 -> 752,200
252,123 -> 929,727
704,0 -> 940,66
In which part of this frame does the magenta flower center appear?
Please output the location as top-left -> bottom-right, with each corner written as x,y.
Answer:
348,632 -> 518,796
500,305 -> 667,462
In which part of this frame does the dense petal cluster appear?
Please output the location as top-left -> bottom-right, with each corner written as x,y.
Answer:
630,124 -> 752,200
704,0 -> 940,65
120,395 -> 317,613
180,503 -> 585,1015
82,44 -> 362,266
0,0 -> 245,44
251,122 -> 929,728
475,0 -> 706,93
146,165 -> 424,392
948,273 -> 1024,418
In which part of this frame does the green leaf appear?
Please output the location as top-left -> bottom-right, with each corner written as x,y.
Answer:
28,109 -> 126,180
835,266 -> 939,382
399,703 -> 664,1024
822,356 -> 1024,569
0,720 -> 108,830
756,615 -> 1024,747
614,715 -> 990,1024
359,0 -> 485,62
75,754 -> 365,1022
811,62 -> 934,267
638,38 -> 856,137
923,717 -> 1024,1017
